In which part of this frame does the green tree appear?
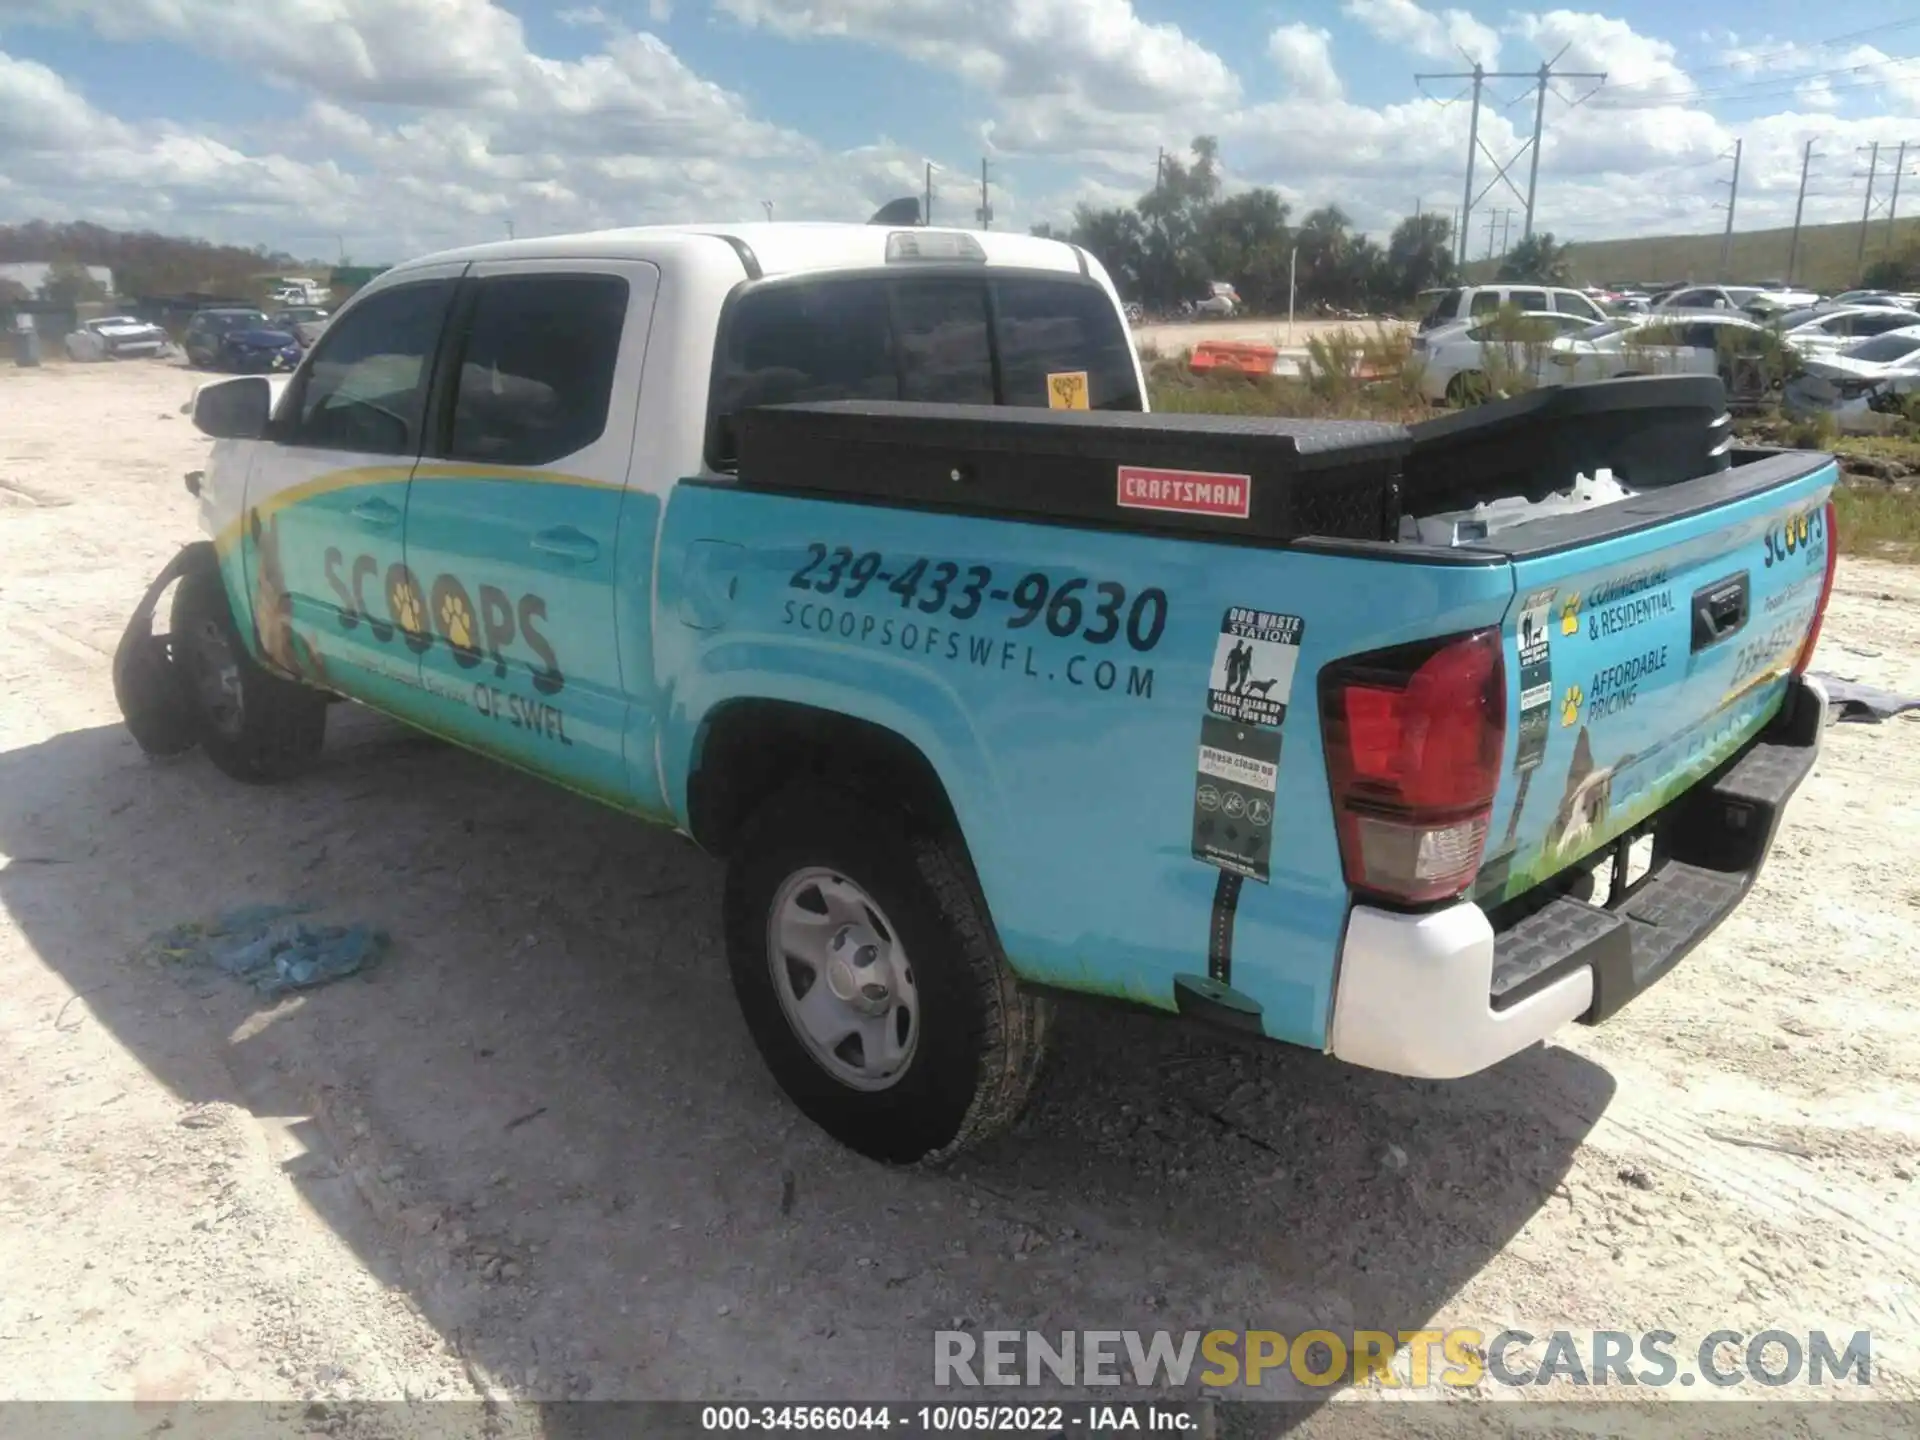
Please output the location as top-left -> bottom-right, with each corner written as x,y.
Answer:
1136,136 -> 1221,307
1029,222 -> 1061,240
1068,205 -> 1150,302
1497,232 -> 1573,285
1384,213 -> 1455,303
1295,206 -> 1358,305
1196,188 -> 1292,311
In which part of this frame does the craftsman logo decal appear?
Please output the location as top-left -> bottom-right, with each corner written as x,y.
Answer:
1192,717 -> 1280,883
1117,466 -> 1251,520
1207,609 -> 1304,727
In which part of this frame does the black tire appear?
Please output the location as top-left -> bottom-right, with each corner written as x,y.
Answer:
724,784 -> 1051,1164
170,562 -> 327,784
1445,371 -> 1490,407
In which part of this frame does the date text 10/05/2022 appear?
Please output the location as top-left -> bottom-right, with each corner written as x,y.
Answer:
784,545 -> 1163,701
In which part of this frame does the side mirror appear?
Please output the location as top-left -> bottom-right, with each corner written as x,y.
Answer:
191,376 -> 271,440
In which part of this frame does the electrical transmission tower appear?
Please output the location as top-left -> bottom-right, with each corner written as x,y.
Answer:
1715,140 -> 1742,282
1786,140 -> 1820,288
1416,47 -> 1607,266
1855,141 -> 1916,277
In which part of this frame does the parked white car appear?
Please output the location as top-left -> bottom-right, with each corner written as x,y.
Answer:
1539,314 -> 1768,387
1825,290 -> 1920,310
1412,310 -> 1594,405
63,315 -> 170,361
1783,325 -> 1920,433
1772,305 -> 1920,361
1418,283 -> 1607,332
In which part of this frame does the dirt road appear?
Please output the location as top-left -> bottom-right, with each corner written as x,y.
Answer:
1,362 -> 1916,1422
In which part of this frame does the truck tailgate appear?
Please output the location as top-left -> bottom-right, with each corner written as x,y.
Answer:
1474,450 -> 1837,905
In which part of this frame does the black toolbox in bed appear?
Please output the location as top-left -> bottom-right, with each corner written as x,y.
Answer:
729,402 -> 1411,544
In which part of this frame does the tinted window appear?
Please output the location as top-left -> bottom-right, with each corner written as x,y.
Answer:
994,278 -> 1141,410
1469,290 -> 1503,316
285,281 -> 454,455
893,281 -> 994,405
447,274 -> 628,467
1777,308 -> 1823,331
1418,289 -> 1462,330
1845,333 -> 1920,363
1553,291 -> 1604,320
712,279 -> 895,426
1509,290 -> 1549,312
710,272 -> 1140,463
1579,319 -> 1634,342
1852,311 -> 1918,337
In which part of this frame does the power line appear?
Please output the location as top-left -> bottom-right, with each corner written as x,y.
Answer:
1590,53 -> 1920,111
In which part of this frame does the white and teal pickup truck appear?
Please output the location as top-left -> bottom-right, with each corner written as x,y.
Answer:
118,222 -> 1836,1162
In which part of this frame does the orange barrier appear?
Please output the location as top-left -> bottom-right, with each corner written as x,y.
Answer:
1188,340 -> 1280,377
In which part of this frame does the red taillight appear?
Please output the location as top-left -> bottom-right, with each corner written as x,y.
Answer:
1320,629 -> 1507,905
1791,499 -> 1839,678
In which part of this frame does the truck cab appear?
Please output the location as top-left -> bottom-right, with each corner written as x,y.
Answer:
159,223 -> 1838,1165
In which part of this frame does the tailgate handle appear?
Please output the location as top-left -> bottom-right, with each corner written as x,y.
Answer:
1691,572 -> 1750,651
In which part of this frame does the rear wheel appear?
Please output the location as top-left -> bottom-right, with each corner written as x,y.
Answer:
1445,371 -> 1491,407
171,564 -> 327,784
724,784 -> 1050,1164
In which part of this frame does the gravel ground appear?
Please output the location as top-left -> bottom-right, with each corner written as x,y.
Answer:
0,361 -> 1916,1431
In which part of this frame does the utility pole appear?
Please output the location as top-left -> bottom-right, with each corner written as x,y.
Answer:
1715,139 -> 1741,282
761,200 -> 774,222
1858,142 -> 1882,279
924,163 -> 933,227
1485,207 -> 1502,261
505,218 -> 515,240
1417,52 -> 1607,266
977,158 -> 992,230
1786,140 -> 1818,287
1500,209 -> 1513,256
1889,142 -> 1911,253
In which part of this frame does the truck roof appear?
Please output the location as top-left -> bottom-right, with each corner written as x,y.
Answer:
383,222 -> 1089,282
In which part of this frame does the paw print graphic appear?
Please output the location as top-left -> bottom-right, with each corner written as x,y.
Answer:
438,590 -> 474,651
389,576 -> 425,635
1560,592 -> 1581,636
1560,683 -> 1584,728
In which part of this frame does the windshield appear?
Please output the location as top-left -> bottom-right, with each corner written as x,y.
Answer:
1576,319 -> 1634,342
1725,288 -> 1763,304
1843,333 -> 1920,364
1777,308 -> 1825,330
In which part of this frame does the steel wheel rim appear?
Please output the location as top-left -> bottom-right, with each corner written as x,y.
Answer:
186,617 -> 245,739
766,867 -> 919,1092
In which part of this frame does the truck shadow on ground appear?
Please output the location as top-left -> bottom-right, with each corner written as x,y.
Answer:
0,713 -> 1614,1416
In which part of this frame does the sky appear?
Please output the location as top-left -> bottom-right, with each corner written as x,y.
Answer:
1,0 -> 1918,264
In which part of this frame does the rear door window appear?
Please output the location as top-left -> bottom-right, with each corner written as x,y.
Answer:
993,277 -> 1141,410
1419,289 -> 1462,330
893,281 -> 994,405
710,271 -> 1140,464
447,273 -> 629,467
1469,290 -> 1504,316
1509,289 -> 1549,313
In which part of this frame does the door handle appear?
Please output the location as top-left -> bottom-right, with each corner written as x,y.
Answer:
530,526 -> 600,564
349,497 -> 401,528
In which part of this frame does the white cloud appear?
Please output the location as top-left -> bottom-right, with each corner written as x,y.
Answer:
715,0 -> 1239,159
1268,24 -> 1341,103
1795,75 -> 1838,112
1341,0 -> 1499,68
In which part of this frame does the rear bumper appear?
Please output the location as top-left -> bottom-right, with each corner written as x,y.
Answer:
1328,674 -> 1827,1079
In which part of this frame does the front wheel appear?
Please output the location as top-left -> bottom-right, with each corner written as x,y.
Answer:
724,784 -> 1051,1164
170,563 -> 327,784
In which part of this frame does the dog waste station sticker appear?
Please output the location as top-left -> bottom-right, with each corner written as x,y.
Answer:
1207,607 -> 1304,728
1046,370 -> 1090,410
1514,587 -> 1555,773
1193,716 -> 1281,883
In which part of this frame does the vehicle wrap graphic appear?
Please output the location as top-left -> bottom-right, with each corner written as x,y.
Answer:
209,451 -> 1835,1049
1473,481 -> 1834,907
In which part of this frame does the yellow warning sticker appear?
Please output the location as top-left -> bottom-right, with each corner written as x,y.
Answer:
1047,370 -> 1090,410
